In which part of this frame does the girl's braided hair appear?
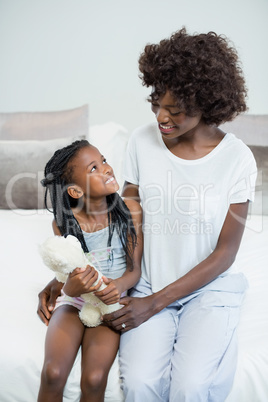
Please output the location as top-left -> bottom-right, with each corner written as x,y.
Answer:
41,139 -> 137,266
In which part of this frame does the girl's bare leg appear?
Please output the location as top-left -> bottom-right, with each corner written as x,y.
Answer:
80,325 -> 120,402
38,305 -> 85,402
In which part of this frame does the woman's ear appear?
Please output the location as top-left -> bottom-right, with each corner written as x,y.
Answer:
67,185 -> 84,199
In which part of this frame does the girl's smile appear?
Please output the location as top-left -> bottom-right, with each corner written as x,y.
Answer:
68,145 -> 119,201
105,176 -> 116,185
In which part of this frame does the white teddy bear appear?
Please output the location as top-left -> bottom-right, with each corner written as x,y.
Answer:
39,234 -> 122,327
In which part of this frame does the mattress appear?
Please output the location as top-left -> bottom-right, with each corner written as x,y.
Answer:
0,209 -> 267,401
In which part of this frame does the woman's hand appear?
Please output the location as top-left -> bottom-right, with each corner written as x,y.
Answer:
37,278 -> 63,326
63,265 -> 102,297
102,295 -> 155,332
94,277 -> 123,305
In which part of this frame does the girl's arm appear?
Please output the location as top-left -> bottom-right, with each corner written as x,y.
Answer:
37,219 -> 99,324
102,182 -> 249,331
94,198 -> 143,305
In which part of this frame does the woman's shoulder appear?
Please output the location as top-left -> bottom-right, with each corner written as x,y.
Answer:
221,132 -> 254,157
224,132 -> 251,151
131,122 -> 158,140
222,133 -> 257,170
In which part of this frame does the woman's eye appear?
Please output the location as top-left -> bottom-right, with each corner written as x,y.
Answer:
151,104 -> 159,114
170,111 -> 181,116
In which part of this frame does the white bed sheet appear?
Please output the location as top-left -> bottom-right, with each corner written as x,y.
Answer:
0,209 -> 123,402
0,209 -> 267,401
226,214 -> 268,401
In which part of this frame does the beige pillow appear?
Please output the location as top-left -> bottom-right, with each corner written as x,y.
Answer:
0,105 -> 88,140
0,137 -> 84,209
220,114 -> 268,146
249,145 -> 268,216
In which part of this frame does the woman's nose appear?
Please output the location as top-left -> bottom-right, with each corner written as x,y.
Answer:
155,107 -> 169,123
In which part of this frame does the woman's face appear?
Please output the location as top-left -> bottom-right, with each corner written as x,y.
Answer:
151,90 -> 202,140
67,145 -> 119,200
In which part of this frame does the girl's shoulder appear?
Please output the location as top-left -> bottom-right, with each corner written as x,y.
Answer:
52,219 -> 61,235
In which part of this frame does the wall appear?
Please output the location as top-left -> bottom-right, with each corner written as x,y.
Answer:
0,0 -> 267,132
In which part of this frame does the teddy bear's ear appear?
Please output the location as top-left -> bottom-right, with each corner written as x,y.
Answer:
67,185 -> 84,199
63,235 -> 82,249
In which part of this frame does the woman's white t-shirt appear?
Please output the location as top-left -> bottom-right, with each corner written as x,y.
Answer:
123,122 -> 257,293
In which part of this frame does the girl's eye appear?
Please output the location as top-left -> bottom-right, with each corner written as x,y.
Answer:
102,159 -> 107,164
90,165 -> 97,173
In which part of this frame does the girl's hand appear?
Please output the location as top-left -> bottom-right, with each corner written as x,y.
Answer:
37,278 -> 63,326
102,295 -> 155,332
63,265 -> 102,297
94,277 -> 123,305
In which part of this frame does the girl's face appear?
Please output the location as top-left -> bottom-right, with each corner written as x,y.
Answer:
67,145 -> 119,200
151,90 -> 202,141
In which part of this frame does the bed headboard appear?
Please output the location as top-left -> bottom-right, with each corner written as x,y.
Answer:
220,114 -> 268,216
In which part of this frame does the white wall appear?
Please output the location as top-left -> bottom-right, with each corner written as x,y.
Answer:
0,0 -> 267,132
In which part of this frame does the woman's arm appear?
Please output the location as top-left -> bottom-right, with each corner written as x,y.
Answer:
151,201 -> 249,313
94,198 -> 143,304
103,182 -> 249,331
122,181 -> 140,203
37,277 -> 63,325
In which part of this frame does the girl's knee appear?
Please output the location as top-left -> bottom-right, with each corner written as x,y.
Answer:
80,368 -> 108,396
41,362 -> 67,389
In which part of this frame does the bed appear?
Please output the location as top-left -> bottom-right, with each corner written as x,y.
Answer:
0,106 -> 267,401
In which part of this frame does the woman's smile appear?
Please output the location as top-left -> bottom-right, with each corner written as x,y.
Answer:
159,123 -> 177,134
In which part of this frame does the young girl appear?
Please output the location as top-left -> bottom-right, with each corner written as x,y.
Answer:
37,139 -> 142,402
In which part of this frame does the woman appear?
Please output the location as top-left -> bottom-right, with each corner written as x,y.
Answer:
38,28 -> 257,401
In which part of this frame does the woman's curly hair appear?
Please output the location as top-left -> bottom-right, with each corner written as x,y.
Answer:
138,27 -> 247,126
